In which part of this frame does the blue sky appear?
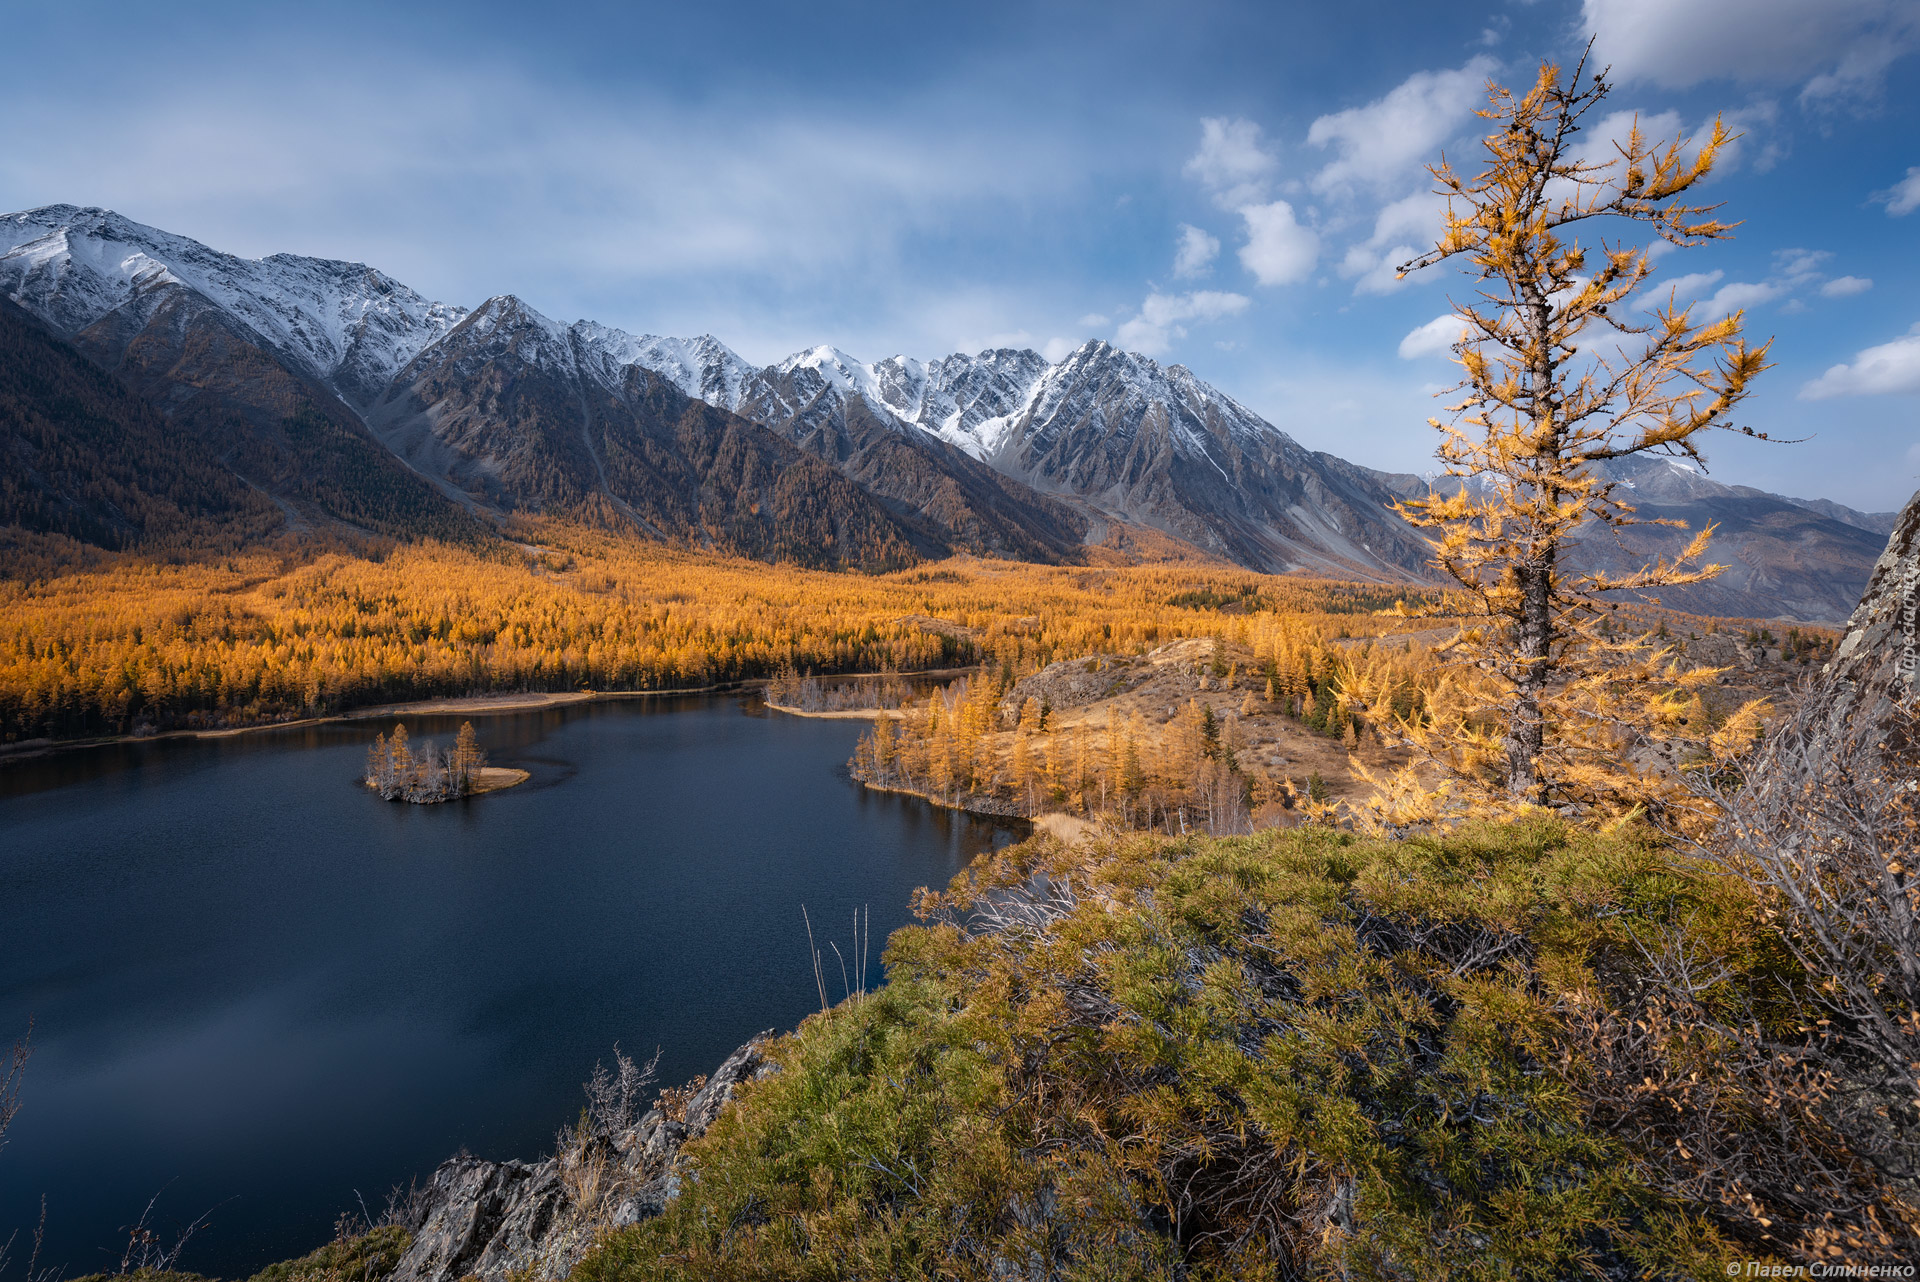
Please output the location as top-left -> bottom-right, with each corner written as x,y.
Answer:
3,0 -> 1917,510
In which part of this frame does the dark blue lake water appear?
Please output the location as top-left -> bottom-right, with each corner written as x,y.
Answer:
0,695 -> 1021,1278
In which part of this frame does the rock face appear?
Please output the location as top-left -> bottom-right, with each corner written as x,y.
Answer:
1823,487 -> 1920,734
386,1036 -> 775,1282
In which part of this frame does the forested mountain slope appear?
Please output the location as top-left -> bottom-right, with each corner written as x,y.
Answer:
0,297 -> 280,549
1373,454 -> 1898,623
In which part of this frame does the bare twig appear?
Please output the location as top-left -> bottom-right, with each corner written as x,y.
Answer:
0,1022 -> 29,1155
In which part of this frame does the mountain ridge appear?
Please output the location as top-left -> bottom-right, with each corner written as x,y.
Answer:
1,204 -> 1896,617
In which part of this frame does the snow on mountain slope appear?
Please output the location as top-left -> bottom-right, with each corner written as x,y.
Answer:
0,205 -> 1301,499
573,324 -> 757,410
776,345 -> 885,401
1019,340 -> 1282,462
871,349 -> 1052,458
592,337 -> 1290,472
0,205 -> 467,408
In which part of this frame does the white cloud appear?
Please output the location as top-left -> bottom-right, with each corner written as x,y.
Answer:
1773,247 -> 1830,283
1657,250 -> 1860,319
1077,312 -> 1110,328
1308,62 -> 1496,297
1115,289 -> 1250,357
1172,223 -> 1220,278
1574,102 -> 1782,186
1343,244 -> 1422,295
1184,117 -> 1278,209
1041,336 -> 1078,362
1398,313 -> 1466,360
1660,269 -> 1725,300
1336,189 -> 1449,295
1368,190 -> 1447,250
1884,166 -> 1920,215
1706,281 -> 1780,314
1583,108 -> 1685,168
1653,272 -> 1778,317
1237,201 -> 1319,286
1583,0 -> 1918,100
1182,119 -> 1320,290
1306,57 -> 1496,196
1800,322 -> 1920,398
1720,102 -> 1786,173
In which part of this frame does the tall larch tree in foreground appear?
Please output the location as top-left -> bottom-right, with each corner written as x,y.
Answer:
1374,49 -> 1774,818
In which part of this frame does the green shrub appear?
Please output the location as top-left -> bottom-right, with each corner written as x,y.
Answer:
576,821 -> 1784,1280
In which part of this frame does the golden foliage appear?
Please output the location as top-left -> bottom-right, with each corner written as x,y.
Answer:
0,527 -> 1452,743
1381,50 -> 1773,818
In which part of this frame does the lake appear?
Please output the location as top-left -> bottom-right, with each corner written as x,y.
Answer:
0,695 -> 1022,1277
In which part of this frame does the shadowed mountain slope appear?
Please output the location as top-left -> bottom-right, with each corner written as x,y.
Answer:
0,296 -> 281,551
369,296 -> 921,570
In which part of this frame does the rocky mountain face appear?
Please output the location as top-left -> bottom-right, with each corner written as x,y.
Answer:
635,340 -> 1088,560
985,341 -> 1435,578
678,339 -> 1435,579
1822,487 -> 1920,733
0,206 -> 486,543
366,295 -> 921,569
0,205 -> 465,405
0,203 -> 1894,617
1572,456 -> 1896,623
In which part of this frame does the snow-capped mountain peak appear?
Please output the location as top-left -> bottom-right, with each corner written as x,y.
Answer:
775,345 -> 886,401
0,204 -> 467,407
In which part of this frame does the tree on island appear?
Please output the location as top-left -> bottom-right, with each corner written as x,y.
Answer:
364,720 -> 487,802
1360,49 -> 1772,825
450,721 -> 485,794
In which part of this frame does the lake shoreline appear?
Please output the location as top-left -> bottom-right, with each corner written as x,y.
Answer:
0,688 -> 1023,1276
765,703 -> 906,721
0,668 -> 983,764
854,777 -> 1032,821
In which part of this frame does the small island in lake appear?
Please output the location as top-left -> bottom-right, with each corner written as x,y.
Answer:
363,720 -> 529,803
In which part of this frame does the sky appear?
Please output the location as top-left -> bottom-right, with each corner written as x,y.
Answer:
2,0 -> 1917,510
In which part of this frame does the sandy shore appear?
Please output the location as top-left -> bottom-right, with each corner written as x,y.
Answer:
0,685 -> 746,762
1,666 -> 984,764
469,766 -> 532,795
765,703 -> 906,721
341,690 -> 608,721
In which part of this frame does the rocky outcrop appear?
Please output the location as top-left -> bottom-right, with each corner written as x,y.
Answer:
1822,487 -> 1920,736
385,1035 -> 775,1282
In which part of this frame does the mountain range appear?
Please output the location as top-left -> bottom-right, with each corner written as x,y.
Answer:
1,204 -> 1898,620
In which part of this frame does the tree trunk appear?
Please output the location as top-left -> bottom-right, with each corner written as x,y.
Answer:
1507,273 -> 1558,806
1505,557 -> 1552,805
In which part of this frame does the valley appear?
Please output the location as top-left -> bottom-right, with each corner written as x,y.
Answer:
7,2 -> 1920,1274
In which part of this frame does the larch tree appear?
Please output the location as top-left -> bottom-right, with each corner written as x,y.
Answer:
451,720 -> 485,794
1376,50 -> 1773,817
